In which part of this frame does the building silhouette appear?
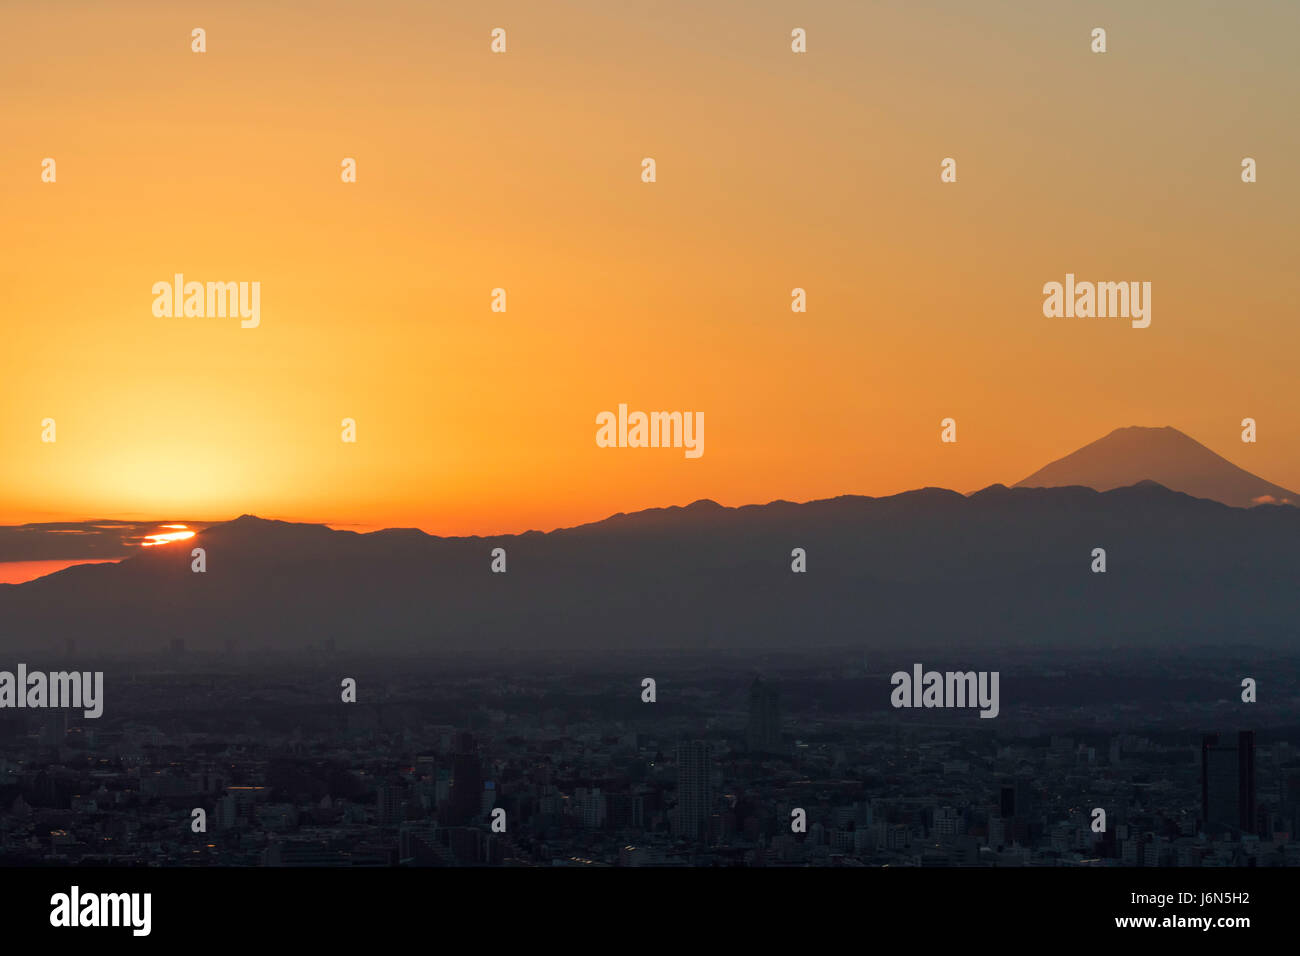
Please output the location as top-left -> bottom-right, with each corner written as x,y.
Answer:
446,732 -> 483,826
1201,731 -> 1255,836
746,677 -> 782,754
674,740 -> 713,841
376,781 -> 403,826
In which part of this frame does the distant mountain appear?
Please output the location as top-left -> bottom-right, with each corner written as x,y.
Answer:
1015,426 -> 1298,508
3,483 -> 1297,655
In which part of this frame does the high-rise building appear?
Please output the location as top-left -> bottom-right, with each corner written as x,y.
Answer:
376,782 -> 403,826
217,794 -> 239,829
1202,731 -> 1255,835
999,784 -> 1016,819
674,740 -> 713,840
607,792 -> 645,830
933,806 -> 960,838
446,733 -> 483,826
747,677 -> 781,754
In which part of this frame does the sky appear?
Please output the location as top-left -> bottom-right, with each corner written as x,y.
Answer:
2,0 -> 1297,537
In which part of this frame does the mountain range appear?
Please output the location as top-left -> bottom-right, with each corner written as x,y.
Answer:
1,425 -> 1295,654
0,423 -> 1297,654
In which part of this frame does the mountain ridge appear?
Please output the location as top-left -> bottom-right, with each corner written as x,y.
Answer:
2,479 -> 1296,654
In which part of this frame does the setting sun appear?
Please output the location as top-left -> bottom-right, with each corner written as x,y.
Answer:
140,526 -> 196,547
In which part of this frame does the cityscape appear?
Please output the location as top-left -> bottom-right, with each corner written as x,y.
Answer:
2,647 -> 1293,868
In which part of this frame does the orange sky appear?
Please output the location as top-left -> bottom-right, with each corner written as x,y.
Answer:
2,1 -> 1297,535
0,560 -> 119,585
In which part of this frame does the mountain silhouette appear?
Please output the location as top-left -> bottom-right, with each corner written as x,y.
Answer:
1015,426 -> 1297,508
3,482 -> 1297,655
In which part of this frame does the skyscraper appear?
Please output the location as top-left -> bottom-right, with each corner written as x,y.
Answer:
999,784 -> 1017,819
674,740 -> 713,841
747,677 -> 782,755
447,732 -> 483,826
1201,731 -> 1255,835
376,781 -> 403,826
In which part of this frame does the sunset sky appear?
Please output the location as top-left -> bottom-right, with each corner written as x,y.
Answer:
2,0 -> 1297,537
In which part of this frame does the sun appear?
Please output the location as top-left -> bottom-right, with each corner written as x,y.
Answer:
140,525 -> 196,547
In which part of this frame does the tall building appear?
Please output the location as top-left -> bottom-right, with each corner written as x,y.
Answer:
1000,779 -> 1034,819
446,732 -> 483,826
998,779 -> 1036,845
999,784 -> 1017,819
674,740 -> 713,841
746,678 -> 782,754
376,782 -> 403,826
1202,731 -> 1255,835
607,792 -> 645,830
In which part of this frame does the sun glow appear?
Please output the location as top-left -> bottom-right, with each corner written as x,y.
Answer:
141,526 -> 196,547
